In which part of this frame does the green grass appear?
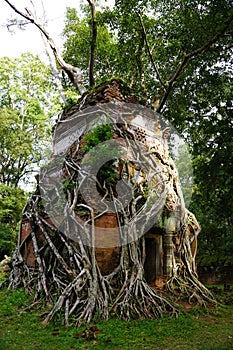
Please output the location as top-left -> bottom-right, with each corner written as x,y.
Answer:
0,287 -> 232,350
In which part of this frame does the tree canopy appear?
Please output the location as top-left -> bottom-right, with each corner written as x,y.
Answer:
61,0 -> 233,258
0,52 -> 61,187
62,0 -> 233,107
0,183 -> 27,260
0,52 -> 62,260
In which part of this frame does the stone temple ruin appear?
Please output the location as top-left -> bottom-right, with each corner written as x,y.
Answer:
10,79 -> 214,324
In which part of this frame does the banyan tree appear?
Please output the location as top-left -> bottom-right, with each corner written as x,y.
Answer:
8,79 -> 215,325
5,0 -> 230,326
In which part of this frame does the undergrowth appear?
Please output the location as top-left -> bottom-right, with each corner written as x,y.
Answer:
0,285 -> 232,350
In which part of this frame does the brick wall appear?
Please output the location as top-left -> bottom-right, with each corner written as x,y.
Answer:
20,214 -> 121,275
94,213 -> 120,275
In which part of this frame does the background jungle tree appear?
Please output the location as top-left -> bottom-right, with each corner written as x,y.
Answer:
0,53 -> 62,187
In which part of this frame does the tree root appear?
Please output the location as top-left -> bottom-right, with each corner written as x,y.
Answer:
7,99 -> 217,324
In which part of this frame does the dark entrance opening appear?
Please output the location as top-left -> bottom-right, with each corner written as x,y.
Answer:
144,237 -> 157,284
144,232 -> 163,286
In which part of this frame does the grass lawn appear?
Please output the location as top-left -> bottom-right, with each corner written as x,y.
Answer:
0,286 -> 232,350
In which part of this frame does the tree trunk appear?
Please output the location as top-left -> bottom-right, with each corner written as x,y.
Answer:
8,79 -> 216,325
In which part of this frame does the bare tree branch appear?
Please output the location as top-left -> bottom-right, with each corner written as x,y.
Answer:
87,0 -> 97,87
30,0 -> 67,103
157,13 -> 233,113
135,9 -> 166,90
6,21 -> 31,30
4,0 -> 85,95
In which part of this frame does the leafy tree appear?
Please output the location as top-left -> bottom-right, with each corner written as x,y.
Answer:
62,7 -> 118,88
62,0 -> 233,107
0,53 -> 62,187
0,184 -> 27,260
190,103 -> 233,258
0,53 -> 62,259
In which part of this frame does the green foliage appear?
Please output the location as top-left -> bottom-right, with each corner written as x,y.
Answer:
0,184 -> 27,259
62,88 -> 80,111
62,7 -> 118,88
82,123 -> 113,152
161,26 -> 231,256
63,1 -> 233,101
82,123 -> 120,187
98,159 -> 118,185
0,287 -> 233,350
189,102 -> 233,258
0,224 -> 16,262
0,53 -> 62,187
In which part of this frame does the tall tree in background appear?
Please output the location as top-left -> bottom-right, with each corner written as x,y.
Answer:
0,53 -> 61,187
0,184 -> 27,260
0,53 -> 62,259
62,0 -> 232,108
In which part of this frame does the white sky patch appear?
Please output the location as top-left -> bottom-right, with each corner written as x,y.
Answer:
0,0 -> 115,62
